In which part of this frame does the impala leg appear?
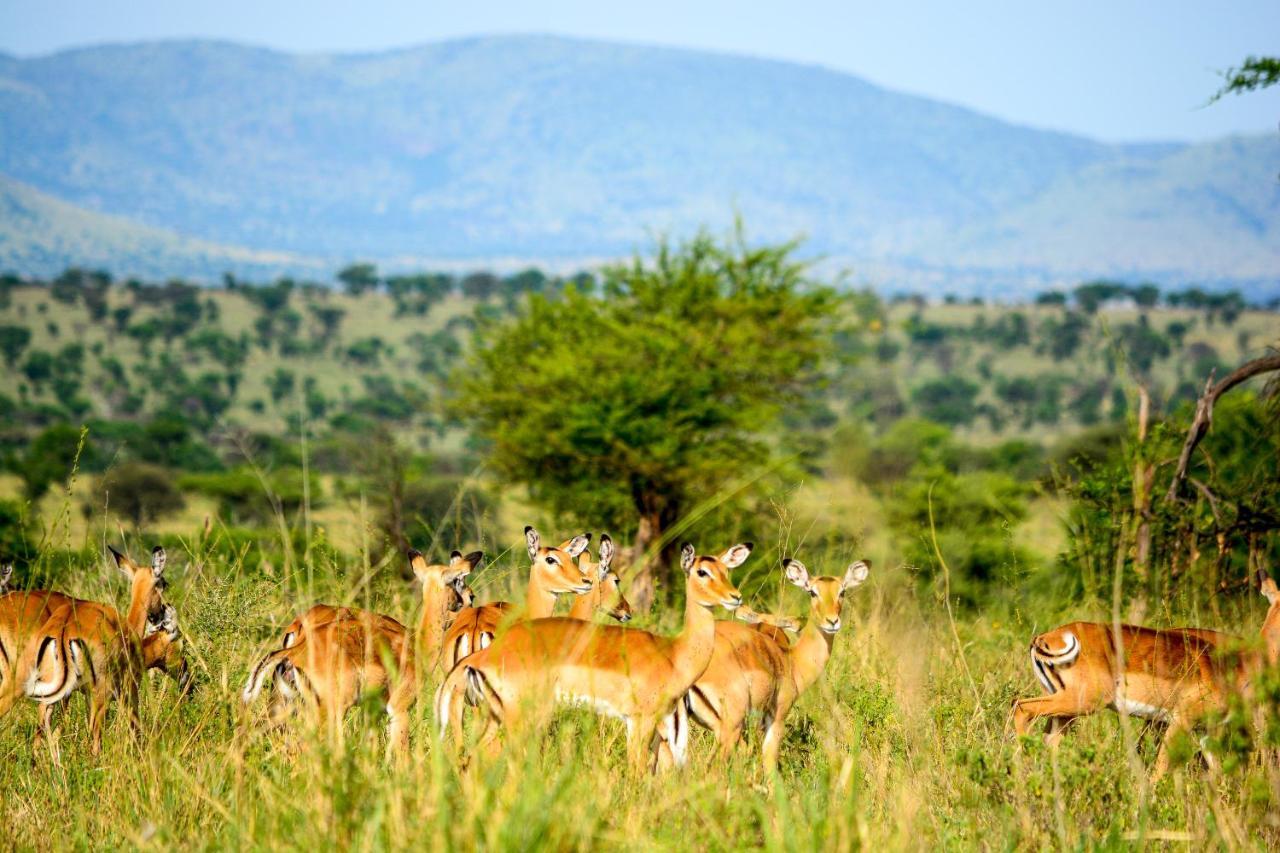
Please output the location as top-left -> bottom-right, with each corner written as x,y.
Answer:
1151,715 -> 1188,783
716,707 -> 748,762
120,670 -> 143,745
761,701 -> 794,773
34,701 -> 64,764
627,717 -> 659,774
1044,716 -> 1076,748
1012,692 -> 1095,742
88,680 -> 112,756
654,705 -> 689,772
476,713 -> 505,760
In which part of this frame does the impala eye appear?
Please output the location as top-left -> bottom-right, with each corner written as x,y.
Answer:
809,589 -> 818,598
696,568 -> 710,579
546,556 -> 558,566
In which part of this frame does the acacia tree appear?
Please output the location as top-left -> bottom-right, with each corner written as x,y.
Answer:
452,231 -> 839,606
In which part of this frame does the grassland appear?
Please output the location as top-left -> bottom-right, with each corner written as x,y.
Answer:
2,494 -> 1277,849
2,279 -> 1279,849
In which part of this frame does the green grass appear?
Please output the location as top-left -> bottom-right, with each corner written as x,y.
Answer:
3,500 -> 1279,850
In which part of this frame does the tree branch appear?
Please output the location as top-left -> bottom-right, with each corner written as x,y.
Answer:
1164,353 -> 1280,502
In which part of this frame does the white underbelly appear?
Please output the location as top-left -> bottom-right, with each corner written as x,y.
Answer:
1114,697 -> 1171,721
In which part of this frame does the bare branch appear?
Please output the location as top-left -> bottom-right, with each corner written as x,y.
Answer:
1164,353 -> 1280,503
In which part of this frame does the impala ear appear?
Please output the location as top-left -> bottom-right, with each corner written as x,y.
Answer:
408,549 -> 430,581
843,560 -> 870,590
151,546 -> 167,578
1258,570 -> 1279,605
447,550 -> 484,581
783,558 -> 810,589
525,526 -> 540,561
719,543 -> 753,569
0,562 -> 13,587
680,543 -> 696,574
598,535 -> 614,575
561,534 -> 591,558
108,545 -> 133,577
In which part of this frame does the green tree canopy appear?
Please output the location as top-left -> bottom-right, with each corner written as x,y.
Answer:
452,231 -> 840,598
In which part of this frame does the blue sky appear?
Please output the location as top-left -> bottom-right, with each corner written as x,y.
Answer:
2,0 -> 1277,143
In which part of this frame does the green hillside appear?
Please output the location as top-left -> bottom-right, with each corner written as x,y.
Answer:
2,273 -> 1271,444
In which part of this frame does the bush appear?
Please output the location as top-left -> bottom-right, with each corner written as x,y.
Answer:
7,423 -> 88,501
178,466 -> 306,524
96,462 -> 185,526
0,500 -> 34,565
887,467 -> 1033,601
911,378 -> 979,427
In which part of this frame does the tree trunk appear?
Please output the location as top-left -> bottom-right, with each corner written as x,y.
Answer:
628,512 -> 661,613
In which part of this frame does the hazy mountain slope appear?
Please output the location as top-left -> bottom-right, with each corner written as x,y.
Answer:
925,135 -> 1280,283
0,174 -> 315,278
0,36 -> 1276,290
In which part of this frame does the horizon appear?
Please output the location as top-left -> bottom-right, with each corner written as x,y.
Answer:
1,1 -> 1278,144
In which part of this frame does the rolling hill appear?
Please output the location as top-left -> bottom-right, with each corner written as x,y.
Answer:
0,174 -> 317,279
0,36 -> 1277,294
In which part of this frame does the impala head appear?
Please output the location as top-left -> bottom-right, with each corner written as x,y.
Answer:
410,548 -> 482,611
1258,569 -> 1280,665
526,526 -> 593,595
784,557 -> 870,634
587,534 -> 633,622
680,542 -> 748,610
0,561 -> 12,594
145,603 -> 193,692
109,544 -> 169,623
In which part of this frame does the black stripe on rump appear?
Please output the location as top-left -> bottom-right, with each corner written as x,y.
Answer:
688,685 -> 720,725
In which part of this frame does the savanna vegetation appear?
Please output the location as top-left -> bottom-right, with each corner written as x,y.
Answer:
0,233 -> 1278,849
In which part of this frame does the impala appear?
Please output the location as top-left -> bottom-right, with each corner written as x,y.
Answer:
0,545 -> 183,759
439,527 -> 592,670
567,534 -> 632,623
1012,571 -> 1280,780
240,549 -> 476,757
436,542 -> 750,772
684,558 -> 869,770
242,609 -> 416,758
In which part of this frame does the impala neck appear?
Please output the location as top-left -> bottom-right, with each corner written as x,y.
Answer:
417,583 -> 454,664
670,588 -> 719,689
1262,609 -> 1280,667
567,583 -> 599,620
790,620 -> 836,695
125,576 -> 151,638
525,569 -> 561,618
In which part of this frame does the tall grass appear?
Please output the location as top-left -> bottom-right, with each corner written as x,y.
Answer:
4,510 -> 1278,850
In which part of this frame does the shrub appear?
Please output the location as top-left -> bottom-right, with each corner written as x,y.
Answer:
96,462 -> 185,526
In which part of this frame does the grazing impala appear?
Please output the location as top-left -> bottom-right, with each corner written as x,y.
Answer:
0,545 -> 183,759
436,542 -> 750,772
684,558 -> 869,770
242,609 -> 417,758
1012,570 -> 1280,780
439,527 -> 593,670
567,535 -> 632,624
240,549 -> 474,756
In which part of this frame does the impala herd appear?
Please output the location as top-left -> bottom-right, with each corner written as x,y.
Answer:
1,529 -> 1278,780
